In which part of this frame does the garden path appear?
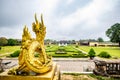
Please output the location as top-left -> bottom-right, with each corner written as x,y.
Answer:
1,58 -> 95,73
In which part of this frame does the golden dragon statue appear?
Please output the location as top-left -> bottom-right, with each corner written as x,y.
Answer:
8,14 -> 52,75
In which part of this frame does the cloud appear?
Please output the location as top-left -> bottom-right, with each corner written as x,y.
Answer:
51,0 -> 120,40
0,0 -> 120,40
59,0 -> 118,29
66,0 -> 74,5
0,0 -> 60,26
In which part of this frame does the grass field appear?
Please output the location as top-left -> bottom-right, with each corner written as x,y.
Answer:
0,46 -> 20,54
0,45 -> 120,58
78,46 -> 120,58
62,73 -> 116,80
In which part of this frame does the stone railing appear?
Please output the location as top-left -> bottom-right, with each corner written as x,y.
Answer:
0,59 -> 11,72
93,60 -> 120,77
0,58 -> 4,72
106,62 -> 120,75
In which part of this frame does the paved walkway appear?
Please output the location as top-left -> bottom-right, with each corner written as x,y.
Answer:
56,59 -> 94,73
0,53 -> 11,57
1,58 -> 95,73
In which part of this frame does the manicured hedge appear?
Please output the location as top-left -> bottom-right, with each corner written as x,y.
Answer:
98,51 -> 111,58
10,50 -> 20,57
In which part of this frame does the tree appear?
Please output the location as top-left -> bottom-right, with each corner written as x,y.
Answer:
88,39 -> 96,42
88,48 -> 96,59
0,37 -> 8,46
7,39 -> 17,46
97,37 -> 104,42
71,40 -> 76,44
106,23 -> 120,47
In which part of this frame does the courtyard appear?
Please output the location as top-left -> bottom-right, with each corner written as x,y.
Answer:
0,45 -> 120,80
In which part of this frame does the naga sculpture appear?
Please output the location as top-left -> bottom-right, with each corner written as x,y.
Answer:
8,14 -> 52,75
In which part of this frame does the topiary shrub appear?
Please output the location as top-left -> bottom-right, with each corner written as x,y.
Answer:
0,47 -> 1,50
98,51 -> 111,58
88,48 -> 96,59
10,50 -> 20,57
75,45 -> 79,48
47,45 -> 50,47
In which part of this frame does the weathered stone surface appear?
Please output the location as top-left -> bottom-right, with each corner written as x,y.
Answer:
93,60 -> 120,77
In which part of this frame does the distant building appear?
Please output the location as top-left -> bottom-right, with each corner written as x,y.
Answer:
79,40 -> 119,47
98,42 -> 119,47
89,42 -> 98,46
58,40 -> 68,46
88,42 -> 119,47
80,41 -> 89,45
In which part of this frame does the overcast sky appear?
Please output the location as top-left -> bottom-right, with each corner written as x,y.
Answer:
0,0 -> 120,41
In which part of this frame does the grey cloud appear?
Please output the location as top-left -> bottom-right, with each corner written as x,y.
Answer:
0,0 -> 120,40
0,0 -> 40,27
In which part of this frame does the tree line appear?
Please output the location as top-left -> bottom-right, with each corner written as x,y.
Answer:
0,37 -> 21,46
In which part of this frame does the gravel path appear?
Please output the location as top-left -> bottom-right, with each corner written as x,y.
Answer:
55,60 -> 95,73
1,58 -> 95,73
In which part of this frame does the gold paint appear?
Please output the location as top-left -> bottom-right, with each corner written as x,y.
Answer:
8,14 -> 52,75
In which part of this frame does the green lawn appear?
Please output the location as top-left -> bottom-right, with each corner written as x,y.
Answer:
0,46 -> 20,54
0,45 -> 120,58
62,73 -> 116,80
78,46 -> 120,58
46,45 -> 87,58
46,45 -> 59,52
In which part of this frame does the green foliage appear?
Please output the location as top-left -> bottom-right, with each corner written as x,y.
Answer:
98,51 -> 111,58
64,46 -> 78,52
72,53 -> 88,58
46,45 -> 58,52
106,23 -> 120,47
10,50 -> 20,57
63,73 -> 82,76
46,45 -> 88,58
47,45 -> 50,47
0,46 -> 20,54
88,48 -> 96,57
55,47 -> 67,54
78,46 -> 120,58
89,74 -> 117,80
0,37 -> 8,46
97,37 -> 104,42
58,46 -> 65,51
0,47 -> 1,50
7,39 -> 17,46
75,45 -> 79,48
55,51 -> 67,54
